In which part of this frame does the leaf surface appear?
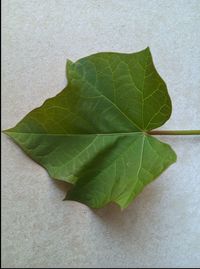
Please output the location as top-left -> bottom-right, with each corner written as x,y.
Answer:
5,48 -> 176,209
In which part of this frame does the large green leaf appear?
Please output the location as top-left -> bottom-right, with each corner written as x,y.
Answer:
4,48 -> 176,209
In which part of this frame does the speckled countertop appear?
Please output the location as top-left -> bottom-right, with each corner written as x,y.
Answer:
2,0 -> 200,267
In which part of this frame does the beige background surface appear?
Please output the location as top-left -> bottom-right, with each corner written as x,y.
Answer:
2,0 -> 200,268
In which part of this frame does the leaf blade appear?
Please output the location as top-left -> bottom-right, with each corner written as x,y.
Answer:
4,48 -> 176,209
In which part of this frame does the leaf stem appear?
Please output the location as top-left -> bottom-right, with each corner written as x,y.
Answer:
148,130 -> 200,135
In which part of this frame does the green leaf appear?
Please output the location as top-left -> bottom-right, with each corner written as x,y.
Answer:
4,47 -> 177,209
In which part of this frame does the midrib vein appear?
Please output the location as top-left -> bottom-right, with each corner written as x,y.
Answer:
5,131 -> 145,136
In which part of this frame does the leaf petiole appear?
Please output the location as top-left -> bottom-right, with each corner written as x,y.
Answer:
148,130 -> 200,135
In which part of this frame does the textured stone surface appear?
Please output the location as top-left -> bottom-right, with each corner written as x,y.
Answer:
2,0 -> 200,268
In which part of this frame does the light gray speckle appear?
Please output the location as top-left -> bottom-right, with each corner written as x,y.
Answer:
2,0 -> 200,268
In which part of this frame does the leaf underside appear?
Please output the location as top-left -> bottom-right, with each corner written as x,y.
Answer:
4,48 -> 177,209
